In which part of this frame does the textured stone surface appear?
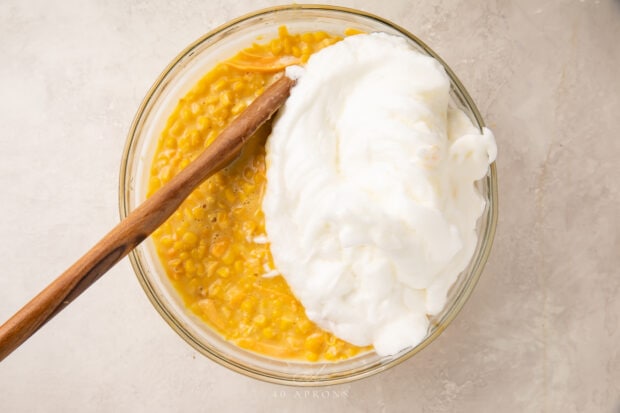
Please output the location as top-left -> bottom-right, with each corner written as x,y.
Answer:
0,1 -> 619,412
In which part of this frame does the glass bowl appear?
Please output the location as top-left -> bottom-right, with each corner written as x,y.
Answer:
118,4 -> 498,385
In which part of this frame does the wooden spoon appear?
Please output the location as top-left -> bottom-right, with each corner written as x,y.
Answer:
0,75 -> 295,362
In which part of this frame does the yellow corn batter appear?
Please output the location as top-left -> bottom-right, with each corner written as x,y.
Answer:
148,27 -> 369,361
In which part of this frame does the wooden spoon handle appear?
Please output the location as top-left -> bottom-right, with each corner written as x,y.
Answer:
0,75 -> 295,362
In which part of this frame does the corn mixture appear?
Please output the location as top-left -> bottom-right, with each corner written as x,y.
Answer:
148,27 -> 369,361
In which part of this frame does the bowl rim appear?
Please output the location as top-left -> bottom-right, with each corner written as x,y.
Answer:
118,3 -> 498,386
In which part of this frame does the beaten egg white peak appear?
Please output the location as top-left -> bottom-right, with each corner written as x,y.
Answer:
262,33 -> 496,356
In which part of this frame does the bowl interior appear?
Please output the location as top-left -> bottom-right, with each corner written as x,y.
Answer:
119,5 -> 497,385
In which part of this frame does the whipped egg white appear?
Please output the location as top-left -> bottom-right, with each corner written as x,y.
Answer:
262,33 -> 496,356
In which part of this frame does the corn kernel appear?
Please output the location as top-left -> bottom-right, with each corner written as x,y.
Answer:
205,130 -> 218,146
304,333 -> 324,353
297,320 -> 312,335
231,102 -> 246,115
221,250 -> 235,265
195,262 -> 205,276
278,25 -> 289,39
188,277 -> 199,291
279,317 -> 293,331
212,77 -> 227,92
169,121 -> 183,136
344,27 -> 365,36
197,116 -> 211,131
190,102 -> 201,114
270,40 -> 282,55
164,138 -> 177,149
208,278 -> 222,296
180,108 -> 191,120
224,188 -> 236,203
220,91 -> 232,107
305,351 -> 319,362
184,259 -> 196,274
210,240 -> 228,258
191,205 -> 205,220
191,246 -> 205,261
206,261 -> 218,278
314,31 -> 327,41
182,232 -> 199,248
159,236 -> 173,248
324,346 -> 339,361
240,298 -> 254,313
172,240 -> 183,251
262,327 -> 275,339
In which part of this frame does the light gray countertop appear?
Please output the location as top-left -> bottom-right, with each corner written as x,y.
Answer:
1,1 -> 619,412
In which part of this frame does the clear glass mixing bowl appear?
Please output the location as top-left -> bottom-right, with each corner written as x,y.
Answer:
119,4 -> 498,385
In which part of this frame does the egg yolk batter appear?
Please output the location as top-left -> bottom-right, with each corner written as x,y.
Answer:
148,27 -> 369,361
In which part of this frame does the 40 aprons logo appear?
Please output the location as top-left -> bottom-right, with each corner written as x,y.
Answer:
272,389 -> 350,399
